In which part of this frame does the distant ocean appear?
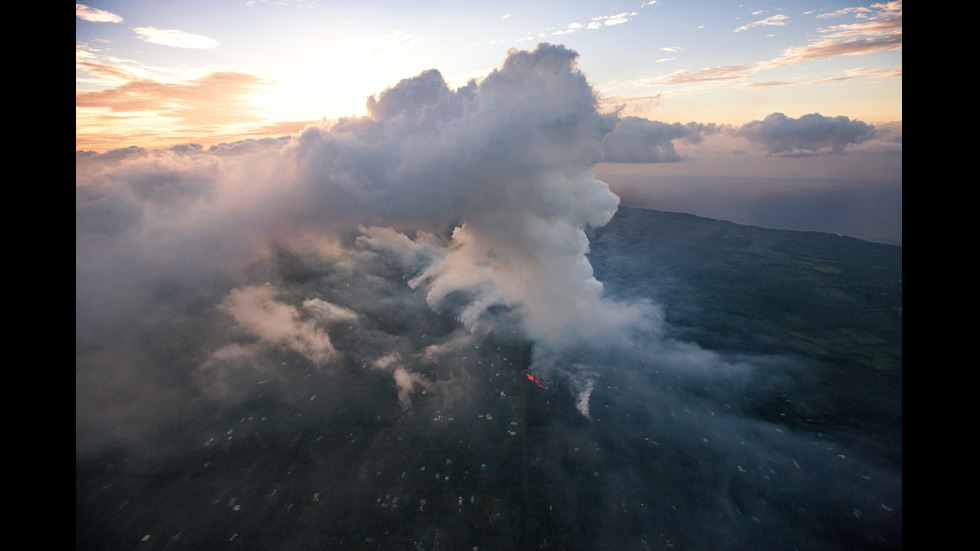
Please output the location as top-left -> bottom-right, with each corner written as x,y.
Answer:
593,155 -> 902,246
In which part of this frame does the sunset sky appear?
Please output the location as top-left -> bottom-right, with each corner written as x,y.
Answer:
76,0 -> 902,152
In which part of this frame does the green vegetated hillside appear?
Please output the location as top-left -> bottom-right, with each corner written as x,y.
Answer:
589,206 -> 902,460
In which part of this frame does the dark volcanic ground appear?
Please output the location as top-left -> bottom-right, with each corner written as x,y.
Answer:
77,207 -> 902,550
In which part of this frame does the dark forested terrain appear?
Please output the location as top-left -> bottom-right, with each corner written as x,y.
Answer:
77,207 -> 902,550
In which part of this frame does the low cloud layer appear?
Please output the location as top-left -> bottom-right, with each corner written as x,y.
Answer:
600,117 -> 697,162
737,112 -> 875,154
600,112 -> 891,162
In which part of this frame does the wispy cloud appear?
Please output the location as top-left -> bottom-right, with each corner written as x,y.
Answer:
76,3 -> 123,23
817,6 -> 872,19
817,0 -> 902,20
551,11 -> 638,36
134,27 -> 221,49
733,13 -> 789,33
747,74 -> 860,89
366,30 -> 423,53
589,12 -> 637,28
817,14 -> 903,39
553,22 -> 583,35
75,51 -> 142,84
767,34 -> 901,67
742,79 -> 796,88
646,3 -> 900,89
648,64 -> 753,85
846,66 -> 902,78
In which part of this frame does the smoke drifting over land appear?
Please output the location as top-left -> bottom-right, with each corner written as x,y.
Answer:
77,43 -> 663,418
77,44 -> 901,550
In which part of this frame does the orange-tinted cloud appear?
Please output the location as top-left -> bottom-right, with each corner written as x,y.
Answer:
76,4 -> 123,23
76,71 -> 279,150
133,27 -> 220,49
647,64 -> 754,85
77,72 -> 272,123
768,34 -> 902,67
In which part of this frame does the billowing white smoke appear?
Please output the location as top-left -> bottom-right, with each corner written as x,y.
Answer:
76,43 -> 663,416
372,353 -> 432,410
290,43 -> 662,405
217,285 -> 355,365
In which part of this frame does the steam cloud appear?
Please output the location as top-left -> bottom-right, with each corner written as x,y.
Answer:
77,43 -> 666,420
73,42 -> 882,430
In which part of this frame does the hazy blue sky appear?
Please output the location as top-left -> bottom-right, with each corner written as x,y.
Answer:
76,1 -> 901,151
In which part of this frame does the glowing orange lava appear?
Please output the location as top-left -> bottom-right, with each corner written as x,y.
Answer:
522,370 -> 547,390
